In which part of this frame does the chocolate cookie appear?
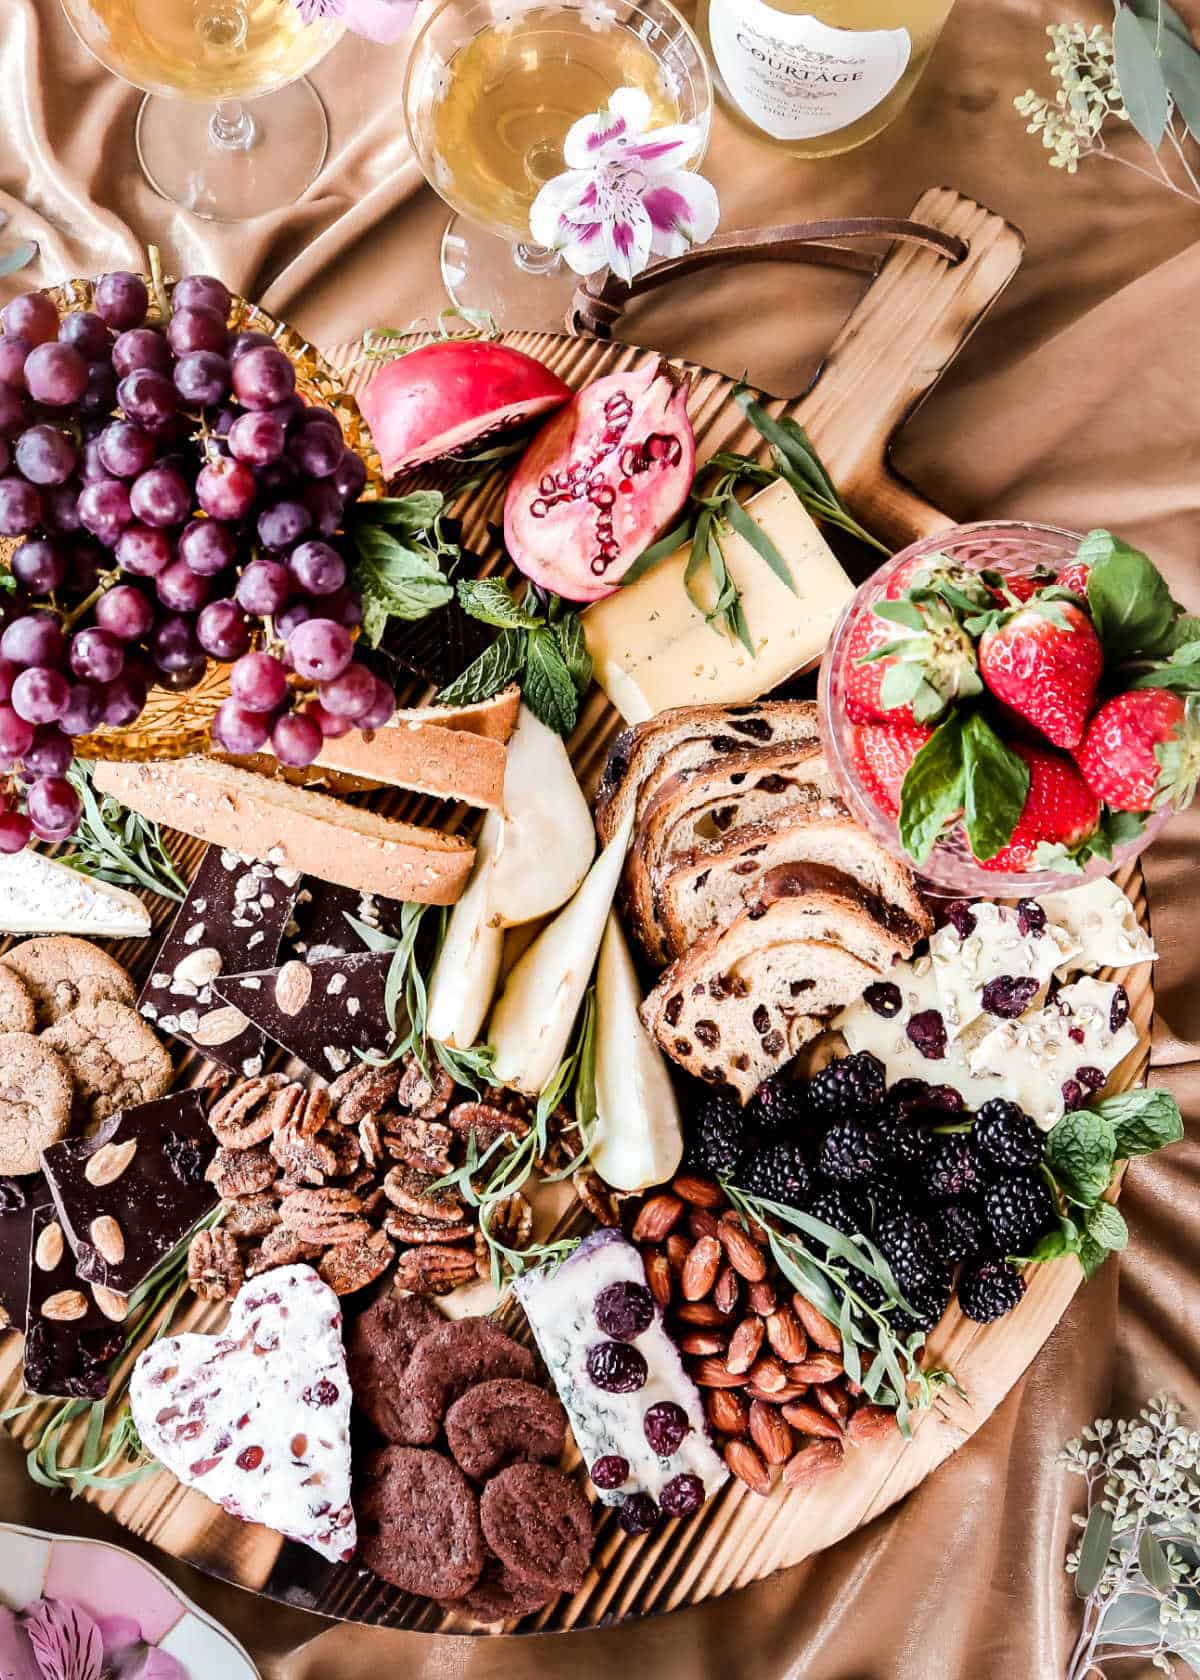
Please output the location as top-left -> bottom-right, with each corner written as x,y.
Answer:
0,1034 -> 73,1175
403,1319 -> 535,1439
358,1446 -> 484,1599
450,1558 -> 557,1624
480,1463 -> 593,1595
0,967 -> 34,1034
42,999 -> 172,1127
445,1379 -> 567,1483
347,1293 -> 445,1443
2,936 -> 134,1028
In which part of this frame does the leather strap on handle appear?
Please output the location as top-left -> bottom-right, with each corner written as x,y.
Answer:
567,217 -> 969,338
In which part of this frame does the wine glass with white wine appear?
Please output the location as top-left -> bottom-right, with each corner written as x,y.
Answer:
60,0 -> 345,221
403,0 -> 713,327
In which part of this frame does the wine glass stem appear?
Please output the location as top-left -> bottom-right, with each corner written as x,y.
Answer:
512,242 -> 563,277
209,99 -> 256,152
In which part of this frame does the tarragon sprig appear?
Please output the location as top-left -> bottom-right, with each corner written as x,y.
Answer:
62,762 -> 186,902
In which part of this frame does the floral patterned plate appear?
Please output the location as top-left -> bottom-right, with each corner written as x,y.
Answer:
0,1523 -> 260,1678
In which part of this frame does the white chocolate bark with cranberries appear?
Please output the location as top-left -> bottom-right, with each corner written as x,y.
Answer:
928,903 -> 1079,1044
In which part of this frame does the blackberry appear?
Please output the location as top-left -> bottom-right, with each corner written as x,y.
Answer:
973,1099 -> 1043,1175
806,1051 -> 886,1120
688,1090 -> 750,1176
891,1271 -> 952,1334
819,1117 -> 884,1186
931,1200 -> 988,1265
876,1212 -> 953,1332
919,1134 -> 985,1202
983,1175 -> 1057,1255
876,1106 -> 934,1172
736,1143 -> 811,1209
747,1075 -> 809,1140
807,1183 -> 871,1239
958,1253 -> 1026,1322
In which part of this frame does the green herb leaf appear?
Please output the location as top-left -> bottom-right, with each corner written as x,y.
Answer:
341,913 -> 401,953
1075,1501 -> 1115,1596
619,520 -> 692,586
63,763 -> 186,901
457,576 -> 543,630
1085,1199 -> 1129,1254
353,491 -> 445,529
1138,1524 -> 1175,1591
1090,1088 -> 1185,1158
1129,661 -> 1200,692
1027,1224 -> 1082,1263
523,627 -> 579,735
352,528 -> 454,641
723,492 -> 795,594
1046,1107 -> 1117,1205
1081,529 -> 1177,657
1113,7 -> 1171,149
1161,614 -> 1200,653
552,608 -> 593,694
436,628 -> 527,708
961,712 -> 1030,861
898,714 -> 966,865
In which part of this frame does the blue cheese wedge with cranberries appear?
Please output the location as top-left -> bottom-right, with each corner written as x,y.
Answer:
514,1229 -> 727,1530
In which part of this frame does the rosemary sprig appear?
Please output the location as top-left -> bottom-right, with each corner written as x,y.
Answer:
721,1183 -> 959,1437
61,762 -> 186,901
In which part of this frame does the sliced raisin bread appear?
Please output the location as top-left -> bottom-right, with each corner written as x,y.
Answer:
595,699 -> 819,847
625,743 -> 838,964
640,909 -> 883,1102
656,806 -> 932,960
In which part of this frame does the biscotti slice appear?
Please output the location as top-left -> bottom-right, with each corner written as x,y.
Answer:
92,759 -> 473,906
640,905 -> 883,1102
595,699 -> 820,846
625,743 -> 838,964
295,718 -> 506,809
392,685 -> 521,743
656,808 -> 932,959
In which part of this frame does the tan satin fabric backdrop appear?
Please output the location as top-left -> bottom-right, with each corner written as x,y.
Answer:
3,0 -> 1200,1673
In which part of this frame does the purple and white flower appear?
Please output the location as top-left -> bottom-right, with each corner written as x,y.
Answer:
529,86 -> 719,283
293,0 -> 418,44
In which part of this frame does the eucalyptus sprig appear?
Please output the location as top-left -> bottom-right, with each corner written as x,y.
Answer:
721,1183 -> 959,1437
1062,1393 -> 1200,1679
61,762 -> 186,902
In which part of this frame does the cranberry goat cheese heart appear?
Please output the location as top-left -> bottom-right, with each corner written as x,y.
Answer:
130,1264 -> 356,1563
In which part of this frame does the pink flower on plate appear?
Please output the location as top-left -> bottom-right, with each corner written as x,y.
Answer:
293,0 -> 418,43
529,86 -> 719,284
22,1600 -> 103,1680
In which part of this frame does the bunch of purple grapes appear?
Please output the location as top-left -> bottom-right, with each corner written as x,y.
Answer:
0,269 -> 392,853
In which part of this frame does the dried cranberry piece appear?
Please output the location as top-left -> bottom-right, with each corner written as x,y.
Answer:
944,901 -> 977,939
864,981 -> 903,1019
1076,1065 -> 1106,1092
163,1131 -> 206,1184
590,1455 -> 630,1490
594,1280 -> 654,1342
1068,1026 -> 1085,1045
643,1400 -> 690,1456
888,1078 -> 932,1112
190,1456 -> 224,1477
586,1340 -> 649,1394
660,1473 -> 705,1518
237,1445 -> 264,1471
617,1492 -> 660,1535
1110,986 -> 1130,1033
906,1009 -> 947,1061
980,975 -> 1040,1018
302,1379 -> 339,1408
1061,1079 -> 1084,1112
1016,898 -> 1047,936
0,1176 -> 27,1214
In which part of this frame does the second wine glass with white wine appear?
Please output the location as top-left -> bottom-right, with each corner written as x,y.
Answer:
61,0 -> 345,220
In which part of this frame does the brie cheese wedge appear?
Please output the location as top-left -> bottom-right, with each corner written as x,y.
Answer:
0,849 -> 151,937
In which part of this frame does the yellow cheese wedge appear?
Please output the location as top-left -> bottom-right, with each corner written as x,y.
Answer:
582,480 -> 856,722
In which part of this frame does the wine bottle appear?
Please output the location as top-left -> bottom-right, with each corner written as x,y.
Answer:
696,0 -> 957,158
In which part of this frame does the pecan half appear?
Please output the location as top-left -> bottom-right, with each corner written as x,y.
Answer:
447,1098 -> 529,1153
382,1114 -> 454,1176
248,1227 -> 323,1274
270,1118 -> 338,1186
205,1146 -> 276,1199
474,1192 -> 533,1273
208,1073 -> 291,1150
280,1187 -> 370,1245
318,1230 -> 394,1295
384,1209 -> 475,1245
221,1195 -> 280,1239
572,1167 -> 622,1229
188,1229 -> 244,1300
330,1062 -> 403,1127
326,1128 -> 361,1177
382,1163 -> 464,1224
396,1053 -> 454,1119
393,1243 -> 477,1295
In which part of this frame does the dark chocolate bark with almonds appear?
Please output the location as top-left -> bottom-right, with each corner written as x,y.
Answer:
212,950 -> 394,1083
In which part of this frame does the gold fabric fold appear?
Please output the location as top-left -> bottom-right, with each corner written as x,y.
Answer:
2,0 -> 1198,1674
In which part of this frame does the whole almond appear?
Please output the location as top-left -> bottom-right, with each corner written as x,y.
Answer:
687,1207 -> 720,1242
34,1221 -> 64,1272
705,1388 -> 748,1436
789,1353 -> 845,1384
690,1356 -> 747,1389
724,1438 -> 772,1496
41,1289 -> 87,1322
748,1353 -> 789,1394
725,1315 -> 764,1375
671,1173 -> 726,1209
765,1306 -> 808,1364
717,1217 -> 767,1282
89,1215 -> 125,1266
746,1278 -> 778,1315
84,1138 -> 138,1188
782,1438 -> 844,1491
781,1400 -> 843,1440
674,1300 -> 728,1327
816,1384 -> 851,1424
846,1403 -> 897,1443
632,1193 -> 685,1244
643,1248 -> 673,1307
92,1285 -> 129,1323
275,960 -> 313,1017
173,946 -> 223,987
665,1233 -> 692,1274
792,1293 -> 843,1353
678,1328 -> 727,1357
192,1005 -> 249,1048
713,1262 -> 740,1317
750,1399 -> 795,1466
681,1234 -> 721,1301
745,1380 -> 808,1404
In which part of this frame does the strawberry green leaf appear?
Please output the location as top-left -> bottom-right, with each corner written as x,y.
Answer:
1103,809 -> 1149,848
878,660 -> 928,710
1128,661 -> 1200,693
1161,614 -> 1200,653
872,599 -> 925,631
1080,529 -> 1177,657
897,715 -> 965,865
960,713 -> 1029,861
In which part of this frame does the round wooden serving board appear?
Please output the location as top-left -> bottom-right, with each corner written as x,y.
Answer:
0,188 -> 1157,1634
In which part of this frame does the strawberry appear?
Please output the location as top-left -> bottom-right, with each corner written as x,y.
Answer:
1056,559 -> 1091,597
987,567 -> 1055,605
1076,690 -> 1200,812
850,722 -> 933,819
978,744 -> 1101,872
843,596 -> 980,727
883,555 -> 993,604
977,600 -> 1103,749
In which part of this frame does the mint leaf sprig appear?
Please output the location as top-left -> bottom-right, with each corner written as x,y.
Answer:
348,490 -> 459,647
437,577 -> 592,737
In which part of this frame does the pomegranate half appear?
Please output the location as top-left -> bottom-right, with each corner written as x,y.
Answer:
503,362 -> 696,603
359,340 -> 572,477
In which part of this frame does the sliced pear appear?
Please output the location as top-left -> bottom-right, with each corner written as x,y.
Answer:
487,704 -> 595,928
488,811 -> 633,1095
426,811 -> 504,1048
589,913 -> 683,1192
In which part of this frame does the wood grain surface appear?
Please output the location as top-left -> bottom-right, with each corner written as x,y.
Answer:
0,188 -> 1147,1638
